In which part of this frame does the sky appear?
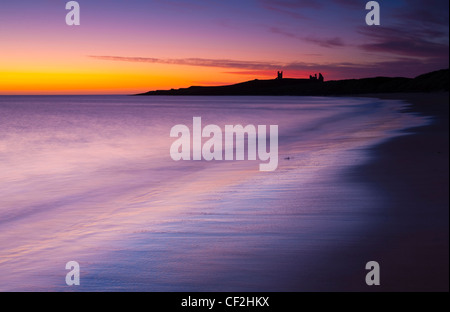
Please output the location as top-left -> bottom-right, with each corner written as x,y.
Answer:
0,0 -> 448,94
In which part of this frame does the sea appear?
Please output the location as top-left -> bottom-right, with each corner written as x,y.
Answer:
0,95 -> 427,291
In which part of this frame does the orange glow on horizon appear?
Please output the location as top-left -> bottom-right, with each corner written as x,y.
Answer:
0,66 -> 264,95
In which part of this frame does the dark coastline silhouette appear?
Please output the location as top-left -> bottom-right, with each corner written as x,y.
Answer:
136,68 -> 449,96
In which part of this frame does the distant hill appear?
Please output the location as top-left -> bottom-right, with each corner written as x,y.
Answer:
136,69 -> 449,96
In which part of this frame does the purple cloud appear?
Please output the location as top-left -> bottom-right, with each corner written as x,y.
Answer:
269,26 -> 298,38
89,55 -> 283,70
358,27 -> 449,59
355,0 -> 448,62
303,36 -> 345,48
393,0 -> 449,27
257,0 -> 323,19
90,55 -> 447,79
331,0 -> 362,9
259,0 -> 322,10
269,26 -> 346,48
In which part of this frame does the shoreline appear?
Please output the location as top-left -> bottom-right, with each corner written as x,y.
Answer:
335,92 -> 449,291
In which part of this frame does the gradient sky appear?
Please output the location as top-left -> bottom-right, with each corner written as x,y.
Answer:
0,0 -> 448,94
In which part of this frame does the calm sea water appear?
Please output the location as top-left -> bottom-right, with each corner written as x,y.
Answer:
0,95 -> 426,291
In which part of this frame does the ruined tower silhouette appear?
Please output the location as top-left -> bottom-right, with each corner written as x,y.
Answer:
309,73 -> 325,82
276,71 -> 283,79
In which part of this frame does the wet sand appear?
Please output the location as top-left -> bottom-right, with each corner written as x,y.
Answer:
334,93 -> 449,291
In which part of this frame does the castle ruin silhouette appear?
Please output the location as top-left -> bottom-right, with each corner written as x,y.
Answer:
276,71 -> 324,82
310,73 -> 324,82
